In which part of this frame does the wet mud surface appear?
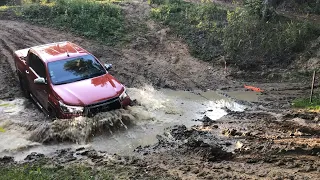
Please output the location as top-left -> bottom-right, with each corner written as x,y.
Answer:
0,0 -> 319,179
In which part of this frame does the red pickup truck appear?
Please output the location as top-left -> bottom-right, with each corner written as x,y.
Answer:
14,41 -> 131,119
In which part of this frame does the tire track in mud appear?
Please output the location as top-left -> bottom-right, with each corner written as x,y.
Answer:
23,28 -> 49,45
0,38 -> 18,69
0,38 -> 20,99
0,22 -> 47,50
0,20 -> 57,99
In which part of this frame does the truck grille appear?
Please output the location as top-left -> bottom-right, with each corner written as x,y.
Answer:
84,97 -> 121,116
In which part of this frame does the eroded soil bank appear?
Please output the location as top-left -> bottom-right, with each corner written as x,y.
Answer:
0,0 -> 319,179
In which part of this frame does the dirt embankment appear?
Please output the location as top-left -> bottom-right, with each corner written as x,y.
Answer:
0,2 -> 232,95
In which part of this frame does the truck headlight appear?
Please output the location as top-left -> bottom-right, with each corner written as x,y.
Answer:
59,101 -> 84,114
119,89 -> 128,101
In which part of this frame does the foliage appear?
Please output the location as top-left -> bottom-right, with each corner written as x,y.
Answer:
223,9 -> 319,70
280,0 -> 320,15
0,1 -> 8,6
0,127 -> 5,132
151,0 -> 227,61
292,94 -> 320,110
242,0 -> 320,15
22,0 -> 50,4
0,164 -> 113,180
148,0 -> 184,5
151,0 -> 320,70
148,0 -> 167,5
244,0 -> 263,16
20,0 -> 125,45
0,5 -> 10,10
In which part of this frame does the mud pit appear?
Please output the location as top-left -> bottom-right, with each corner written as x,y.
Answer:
0,86 -> 246,160
0,0 -> 320,179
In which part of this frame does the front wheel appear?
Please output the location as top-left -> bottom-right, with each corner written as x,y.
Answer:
48,107 -> 58,121
18,74 -> 30,99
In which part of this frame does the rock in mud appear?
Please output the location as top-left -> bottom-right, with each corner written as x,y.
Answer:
76,147 -> 85,151
137,125 -> 233,162
24,152 -> 45,161
198,115 -> 217,126
222,129 -> 243,136
185,138 -> 233,161
0,156 -> 14,164
54,148 -> 77,163
80,149 -> 102,159
166,125 -> 189,140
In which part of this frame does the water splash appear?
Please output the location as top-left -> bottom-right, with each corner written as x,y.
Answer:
30,109 -> 135,144
209,99 -> 245,112
128,85 -> 171,111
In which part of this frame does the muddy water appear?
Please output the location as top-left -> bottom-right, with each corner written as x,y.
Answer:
0,86 -> 249,161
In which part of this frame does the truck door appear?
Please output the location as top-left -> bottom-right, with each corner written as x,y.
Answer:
26,52 -> 49,110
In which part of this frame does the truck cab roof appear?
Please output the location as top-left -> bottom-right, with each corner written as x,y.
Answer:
30,41 -> 89,63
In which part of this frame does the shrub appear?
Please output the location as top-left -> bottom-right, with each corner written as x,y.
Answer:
21,0 -> 125,45
244,0 -> 263,16
223,9 -> 319,70
148,0 -> 183,5
151,0 -> 319,70
151,0 -> 227,61
279,0 -> 320,15
292,93 -> 320,110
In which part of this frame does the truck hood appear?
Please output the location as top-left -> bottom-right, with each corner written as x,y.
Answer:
52,74 -> 124,106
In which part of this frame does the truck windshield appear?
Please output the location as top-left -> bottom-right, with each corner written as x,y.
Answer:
48,55 -> 106,85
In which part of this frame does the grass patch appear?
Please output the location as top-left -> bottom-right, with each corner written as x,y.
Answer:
0,161 -> 174,179
150,0 -> 320,70
292,94 -> 320,110
0,164 -> 113,180
19,0 -> 126,45
0,127 -> 5,133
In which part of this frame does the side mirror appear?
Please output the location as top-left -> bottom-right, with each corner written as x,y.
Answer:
34,77 -> 46,84
104,63 -> 112,70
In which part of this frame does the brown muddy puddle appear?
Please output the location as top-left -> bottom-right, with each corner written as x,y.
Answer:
0,86 -> 254,161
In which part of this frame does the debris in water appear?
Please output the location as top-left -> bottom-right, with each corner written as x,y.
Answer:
0,103 -> 12,107
244,85 -> 264,92
235,141 -> 243,149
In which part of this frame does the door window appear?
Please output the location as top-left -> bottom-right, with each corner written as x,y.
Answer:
28,53 -> 46,78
